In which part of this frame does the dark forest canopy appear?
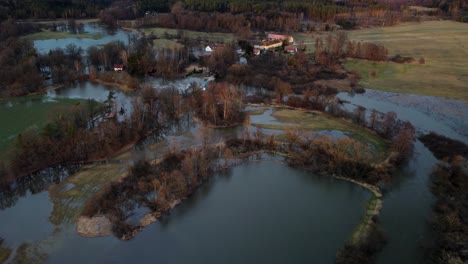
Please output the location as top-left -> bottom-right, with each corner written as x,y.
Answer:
1,0 -> 465,22
0,0 -> 113,20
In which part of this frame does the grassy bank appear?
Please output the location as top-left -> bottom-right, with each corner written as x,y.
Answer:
0,96 -> 85,159
345,21 -> 468,99
48,163 -> 127,225
250,108 -> 388,158
24,30 -> 102,40
141,27 -> 235,43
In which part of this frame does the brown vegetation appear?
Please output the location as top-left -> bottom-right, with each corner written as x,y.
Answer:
425,157 -> 468,264
335,224 -> 387,264
81,145 -> 219,239
194,82 -> 246,127
419,133 -> 468,161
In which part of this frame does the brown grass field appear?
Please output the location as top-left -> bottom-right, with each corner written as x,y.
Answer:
294,21 -> 468,99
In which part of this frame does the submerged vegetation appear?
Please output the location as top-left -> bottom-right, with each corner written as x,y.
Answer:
0,0 -> 466,262
81,106 -> 414,239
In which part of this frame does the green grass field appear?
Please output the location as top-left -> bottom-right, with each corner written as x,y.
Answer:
24,30 -> 102,41
142,27 -> 235,43
345,21 -> 468,99
250,108 -> 388,158
0,96 -> 85,159
152,39 -> 185,49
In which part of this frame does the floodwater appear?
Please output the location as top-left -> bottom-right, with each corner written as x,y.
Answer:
337,89 -> 467,264
33,23 -> 131,54
0,159 -> 371,264
47,81 -> 134,121
337,89 -> 468,143
2,22 -> 466,264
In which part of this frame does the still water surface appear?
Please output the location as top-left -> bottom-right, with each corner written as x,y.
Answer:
1,160 -> 371,263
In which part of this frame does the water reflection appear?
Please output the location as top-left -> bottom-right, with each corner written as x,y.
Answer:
337,89 -> 468,143
33,23 -> 132,54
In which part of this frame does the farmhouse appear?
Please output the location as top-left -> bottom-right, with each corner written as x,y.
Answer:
267,33 -> 294,44
254,40 -> 283,51
284,46 -> 298,54
114,64 -> 124,71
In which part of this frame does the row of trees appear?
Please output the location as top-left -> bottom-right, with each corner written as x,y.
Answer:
315,32 -> 388,67
0,0 -> 113,21
226,50 -> 349,95
425,157 -> 467,264
2,83 -> 192,183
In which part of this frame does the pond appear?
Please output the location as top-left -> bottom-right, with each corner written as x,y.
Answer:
33,23 -> 132,54
0,159 -> 371,263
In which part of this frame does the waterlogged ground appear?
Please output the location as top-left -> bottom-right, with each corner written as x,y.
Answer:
338,89 -> 468,143
32,23 -> 132,54
247,106 -> 388,158
337,88 -> 466,264
0,158 -> 372,264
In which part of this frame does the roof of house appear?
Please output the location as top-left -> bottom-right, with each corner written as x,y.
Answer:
267,34 -> 290,40
284,46 -> 297,51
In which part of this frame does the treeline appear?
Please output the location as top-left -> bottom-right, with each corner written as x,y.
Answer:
140,0 -> 390,21
329,103 -> 416,162
0,20 -> 43,96
418,133 -> 467,263
0,85 -> 190,185
419,132 -> 468,161
0,0 -> 112,21
425,157 -> 467,264
315,32 -> 388,67
226,51 -> 350,98
136,9 -> 301,33
88,37 -> 191,79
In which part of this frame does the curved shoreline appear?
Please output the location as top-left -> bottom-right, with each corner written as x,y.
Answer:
77,149 -> 384,243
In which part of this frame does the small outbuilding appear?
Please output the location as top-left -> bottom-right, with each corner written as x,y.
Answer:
284,46 -> 298,54
114,64 -> 124,71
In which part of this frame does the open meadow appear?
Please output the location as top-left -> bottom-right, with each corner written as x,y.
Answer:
345,21 -> 468,99
293,21 -> 468,99
141,27 -> 235,43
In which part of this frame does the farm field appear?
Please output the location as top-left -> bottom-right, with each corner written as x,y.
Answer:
293,21 -> 468,99
0,96 -> 85,159
141,27 -> 235,43
152,38 -> 184,49
345,21 -> 468,99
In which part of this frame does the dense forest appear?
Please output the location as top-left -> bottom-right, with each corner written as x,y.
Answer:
1,0 -> 466,22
